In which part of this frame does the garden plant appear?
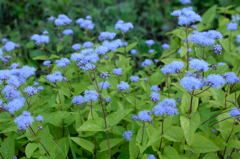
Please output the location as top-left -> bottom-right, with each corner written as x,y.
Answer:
0,0 -> 240,159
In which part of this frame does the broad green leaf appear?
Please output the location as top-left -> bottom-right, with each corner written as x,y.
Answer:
71,137 -> 94,153
190,133 -> 220,153
164,126 -> 184,142
77,118 -> 105,132
33,55 -> 48,60
0,136 -> 15,159
25,143 -> 38,158
99,138 -> 123,152
163,146 -> 180,159
107,109 -> 132,126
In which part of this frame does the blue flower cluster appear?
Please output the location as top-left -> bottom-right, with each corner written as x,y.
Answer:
55,58 -> 70,67
153,98 -> 178,116
180,76 -> 203,91
31,34 -> 50,45
130,76 -> 139,82
189,59 -> 209,72
122,130 -> 133,141
226,23 -> 238,31
161,61 -> 184,74
63,29 -> 74,35
115,20 -> 134,32
179,0 -> 191,4
189,30 -> 222,46
229,108 -> 240,117
98,32 -> 116,41
54,14 -> 72,26
14,111 -> 34,130
145,40 -> 155,47
76,16 -> 95,30
117,81 -> 130,91
46,71 -> 65,83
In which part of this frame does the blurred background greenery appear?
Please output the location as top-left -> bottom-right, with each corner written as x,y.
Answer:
0,0 -> 239,42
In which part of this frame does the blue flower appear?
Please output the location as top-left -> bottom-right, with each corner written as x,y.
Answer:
95,45 -> 109,55
138,110 -> 152,122
171,7 -> 201,26
130,76 -> 139,82
83,41 -> 94,48
223,72 -> 239,84
161,61 -> 184,74
237,35 -> 240,43
5,97 -> 25,114
98,32 -> 116,41
180,76 -> 203,91
148,154 -> 156,159
72,44 -> 81,50
14,111 -> 34,130
46,71 -> 64,83
117,81 -> 130,91
98,81 -> 111,90
226,23 -> 238,31
145,40 -> 155,46
62,29 -> 74,35
54,14 -> 72,26
84,90 -> 98,102
130,49 -> 138,55
122,130 -> 133,141
229,108 -> 240,117
205,74 -> 226,88
153,98 -> 178,116
150,92 -> 160,102
189,59 -> 209,72
36,115 -> 44,122
112,68 -> 122,76
24,86 -> 39,96
31,34 -> 50,45
100,72 -> 110,79
55,58 -> 70,67
213,45 -> 222,55
43,60 -> 51,66
189,31 -> 216,46
102,39 -> 124,51
115,20 -> 134,32
3,41 -> 18,52
141,59 -> 153,67
162,43 -> 170,50
72,95 -> 85,105
2,85 -> 21,100
76,16 -> 95,30
151,85 -> 160,92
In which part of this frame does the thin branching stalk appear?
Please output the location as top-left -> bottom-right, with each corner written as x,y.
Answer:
159,119 -> 164,151
223,121 -> 235,158
189,90 -> 194,114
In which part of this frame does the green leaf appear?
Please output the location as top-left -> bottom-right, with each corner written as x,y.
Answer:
71,137 -> 94,153
190,133 -> 220,153
107,109 -> 132,126
49,54 -> 60,59
129,136 -> 139,159
99,138 -> 123,152
163,146 -> 180,159
33,55 -> 48,60
25,143 -> 38,158
164,126 -> 184,142
0,136 -> 15,159
46,111 -> 74,127
126,42 -> 137,52
77,118 -> 105,132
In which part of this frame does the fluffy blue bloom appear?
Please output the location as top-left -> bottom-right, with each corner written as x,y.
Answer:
54,14 -> 72,26
237,35 -> 240,43
14,111 -> 34,130
130,49 -> 138,55
151,85 -> 160,92
205,74 -> 226,88
9,63 -> 20,69
24,86 -> 39,96
79,63 -> 96,71
5,97 -> 25,114
98,32 -> 116,41
62,29 -> 74,35
102,39 -> 124,51
148,155 -> 156,159
189,59 -> 209,72
7,75 -> 22,87
76,16 -> 95,30
122,130 -> 133,141
43,60 -> 51,66
98,81 -> 111,90
189,31 -> 215,46
153,98 -> 178,116
150,92 -> 160,102
72,44 -> 81,50
229,108 -> 240,117
226,23 -> 238,31
46,71 -> 64,83
132,115 -> 138,120
138,110 -> 152,122
130,76 -> 139,82
145,40 -> 155,46
148,49 -> 155,54
55,58 -> 70,67
100,72 -> 110,79
0,70 -> 11,80
180,76 -> 203,91
213,45 -> 222,55
141,59 -> 153,67
207,30 -> 223,39
83,41 -> 94,48
171,7 -> 201,26
115,20 -> 134,32
223,72 -> 239,84
84,90 -> 98,102
117,81 -> 130,91
48,16 -> 55,21
112,68 -> 122,76
161,61 -> 184,74
72,95 -> 85,105
95,45 -> 109,55
217,62 -> 226,66
31,34 -> 50,45
37,86 -> 44,91
162,43 -> 170,50
2,85 -> 21,100
104,96 -> 111,103
144,78 -> 148,82
3,41 -> 18,52
179,0 -> 191,4
36,115 -> 44,122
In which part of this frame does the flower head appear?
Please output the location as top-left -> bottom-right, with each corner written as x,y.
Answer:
14,111 -> 34,130
189,59 -> 209,72
117,81 -> 130,91
122,130 -> 133,141
161,61 -> 184,74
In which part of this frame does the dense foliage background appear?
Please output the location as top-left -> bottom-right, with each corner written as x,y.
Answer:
0,0 -> 240,159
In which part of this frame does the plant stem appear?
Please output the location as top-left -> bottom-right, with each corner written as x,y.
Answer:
185,25 -> 190,70
159,119 -> 164,151
189,90 -> 194,114
223,121 -> 235,158
29,126 -> 50,157
193,86 -> 211,96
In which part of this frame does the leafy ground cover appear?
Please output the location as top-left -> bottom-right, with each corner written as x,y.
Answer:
0,0 -> 240,159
